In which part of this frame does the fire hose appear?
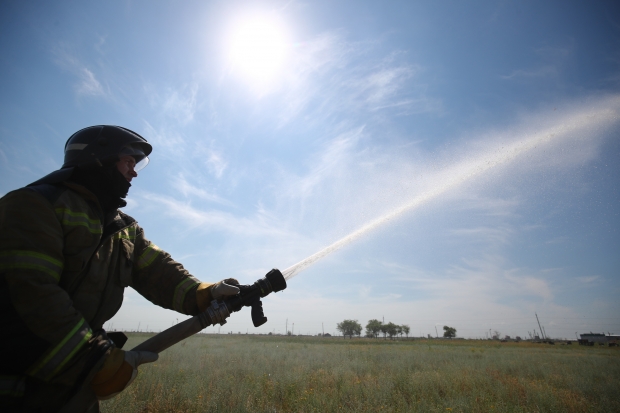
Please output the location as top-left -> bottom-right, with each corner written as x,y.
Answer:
60,269 -> 287,412
130,268 -> 287,353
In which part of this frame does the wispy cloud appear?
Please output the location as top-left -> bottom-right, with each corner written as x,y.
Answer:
141,120 -> 186,157
282,127 -> 363,202
162,83 -> 199,124
138,191 -> 288,237
144,82 -> 199,125
500,65 -> 558,80
0,145 -> 8,166
450,226 -> 514,245
75,67 -> 104,96
388,256 -> 554,302
500,43 -> 572,81
576,275 -> 600,284
453,194 -> 520,217
363,66 -> 415,104
535,45 -> 572,60
52,44 -> 107,98
206,150 -> 227,178
505,273 -> 553,300
170,174 -> 234,206
346,57 -> 441,115
545,236 -> 568,245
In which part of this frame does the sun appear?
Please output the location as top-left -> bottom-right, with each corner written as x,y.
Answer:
225,13 -> 291,89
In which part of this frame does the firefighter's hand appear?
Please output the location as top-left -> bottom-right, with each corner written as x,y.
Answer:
196,278 -> 240,312
211,278 -> 240,299
91,348 -> 158,400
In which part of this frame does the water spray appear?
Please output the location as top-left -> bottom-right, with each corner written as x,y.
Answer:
282,103 -> 619,280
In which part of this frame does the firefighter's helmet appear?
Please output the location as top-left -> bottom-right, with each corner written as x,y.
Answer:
28,125 -> 152,186
63,125 -> 152,171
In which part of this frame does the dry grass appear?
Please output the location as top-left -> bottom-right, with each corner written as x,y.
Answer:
101,334 -> 620,412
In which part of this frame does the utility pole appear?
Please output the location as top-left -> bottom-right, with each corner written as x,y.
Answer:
286,318 -> 288,335
322,322 -> 324,336
535,313 -> 545,340
292,323 -> 294,335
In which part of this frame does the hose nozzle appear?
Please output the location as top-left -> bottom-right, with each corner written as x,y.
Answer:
214,269 -> 287,327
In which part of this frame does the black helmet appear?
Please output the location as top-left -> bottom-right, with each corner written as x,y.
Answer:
28,125 -> 152,186
63,125 -> 152,171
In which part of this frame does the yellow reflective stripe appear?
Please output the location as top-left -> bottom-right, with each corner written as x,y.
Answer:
173,278 -> 199,312
0,375 -> 25,397
136,243 -> 161,270
114,227 -> 136,241
0,250 -> 63,282
54,208 -> 102,234
28,319 -> 92,381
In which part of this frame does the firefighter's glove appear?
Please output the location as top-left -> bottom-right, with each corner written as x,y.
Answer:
196,278 -> 240,312
91,348 -> 158,400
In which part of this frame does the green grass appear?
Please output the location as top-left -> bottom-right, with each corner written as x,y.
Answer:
101,334 -> 620,412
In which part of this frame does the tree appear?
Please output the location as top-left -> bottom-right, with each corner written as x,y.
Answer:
401,324 -> 410,339
365,319 -> 383,338
443,325 -> 457,338
336,320 -> 362,339
386,322 -> 399,340
380,323 -> 389,339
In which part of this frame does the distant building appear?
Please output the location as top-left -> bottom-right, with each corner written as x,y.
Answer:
579,333 -> 619,344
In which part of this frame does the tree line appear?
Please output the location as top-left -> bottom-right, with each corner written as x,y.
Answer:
336,319 -> 410,339
336,320 -> 457,340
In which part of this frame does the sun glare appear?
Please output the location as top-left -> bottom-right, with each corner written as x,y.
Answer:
226,13 -> 291,90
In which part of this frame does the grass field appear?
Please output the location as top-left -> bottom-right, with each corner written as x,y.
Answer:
100,333 -> 620,413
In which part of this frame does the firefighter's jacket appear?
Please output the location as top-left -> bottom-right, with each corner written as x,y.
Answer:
0,181 -> 203,408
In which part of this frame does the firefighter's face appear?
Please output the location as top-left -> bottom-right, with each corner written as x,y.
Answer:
116,155 -> 138,182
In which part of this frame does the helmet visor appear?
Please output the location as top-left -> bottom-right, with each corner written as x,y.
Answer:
119,144 -> 150,171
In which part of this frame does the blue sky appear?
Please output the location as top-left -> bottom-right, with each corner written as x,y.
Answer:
1,0 -> 619,339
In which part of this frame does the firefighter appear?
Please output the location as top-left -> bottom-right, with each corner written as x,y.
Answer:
0,125 -> 240,412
